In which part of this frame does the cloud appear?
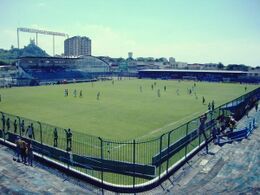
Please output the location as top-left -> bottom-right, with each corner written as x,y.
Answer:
37,2 -> 46,7
0,29 -> 17,49
69,24 -> 138,57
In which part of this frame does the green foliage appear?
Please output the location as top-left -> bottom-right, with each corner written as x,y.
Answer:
0,42 -> 49,61
226,64 -> 249,71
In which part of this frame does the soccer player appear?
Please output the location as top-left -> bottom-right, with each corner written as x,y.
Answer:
157,89 -> 161,97
164,86 -> 167,92
139,86 -> 143,92
79,90 -> 83,98
151,84 -> 154,90
97,92 -> 100,100
73,89 -> 77,97
176,89 -> 180,95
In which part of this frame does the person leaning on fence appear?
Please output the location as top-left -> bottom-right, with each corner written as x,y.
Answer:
199,113 -> 209,154
6,118 -> 10,131
1,114 -> 5,131
53,128 -> 58,147
26,123 -> 35,139
14,119 -> 18,133
20,120 -> 25,134
64,128 -> 72,151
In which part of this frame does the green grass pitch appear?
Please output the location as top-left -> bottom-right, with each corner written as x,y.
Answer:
0,79 -> 258,140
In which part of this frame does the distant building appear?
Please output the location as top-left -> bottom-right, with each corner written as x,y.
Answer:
64,36 -> 91,57
187,63 -> 203,70
176,62 -> 188,69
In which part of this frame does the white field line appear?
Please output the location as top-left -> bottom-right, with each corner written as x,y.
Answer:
139,111 -> 201,139
105,111 -> 202,152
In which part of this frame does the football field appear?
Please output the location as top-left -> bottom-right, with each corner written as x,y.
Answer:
0,79 -> 258,140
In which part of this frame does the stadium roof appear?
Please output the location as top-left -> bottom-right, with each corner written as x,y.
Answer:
139,69 -> 247,74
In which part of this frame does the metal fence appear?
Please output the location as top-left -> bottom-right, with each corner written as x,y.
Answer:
0,87 -> 259,191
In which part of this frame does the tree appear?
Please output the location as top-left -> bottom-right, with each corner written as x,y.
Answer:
217,62 -> 224,70
226,64 -> 249,71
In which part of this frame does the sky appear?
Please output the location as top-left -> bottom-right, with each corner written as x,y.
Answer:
0,0 -> 260,66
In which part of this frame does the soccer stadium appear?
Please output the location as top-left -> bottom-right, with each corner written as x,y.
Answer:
0,55 -> 259,192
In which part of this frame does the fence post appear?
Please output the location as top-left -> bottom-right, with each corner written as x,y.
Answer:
185,122 -> 189,158
98,137 -> 104,184
1,112 -> 5,141
37,121 -> 42,145
166,131 -> 171,174
133,139 -> 136,188
98,137 -> 104,188
16,116 -> 21,136
158,134 -> 164,180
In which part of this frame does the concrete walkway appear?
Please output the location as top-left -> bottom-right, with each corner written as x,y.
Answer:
0,108 -> 259,194
147,108 -> 260,195
0,145 -> 103,194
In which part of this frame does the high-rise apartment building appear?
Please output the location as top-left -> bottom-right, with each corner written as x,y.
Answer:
64,36 -> 91,57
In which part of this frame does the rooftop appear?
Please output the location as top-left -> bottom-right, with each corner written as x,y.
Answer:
139,69 -> 247,74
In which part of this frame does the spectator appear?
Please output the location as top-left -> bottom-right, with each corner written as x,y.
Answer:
228,115 -> 236,133
208,102 -> 211,111
255,101 -> 258,112
64,128 -> 72,151
199,113 -> 208,154
14,136 -> 22,162
202,96 -> 205,104
53,128 -> 58,147
14,119 -> 18,133
6,118 -> 10,131
20,120 -> 25,134
1,114 -> 5,131
212,100 -> 215,110
27,141 -> 33,166
20,139 -> 27,164
26,123 -> 35,139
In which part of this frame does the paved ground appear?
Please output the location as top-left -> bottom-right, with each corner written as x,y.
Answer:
146,108 -> 260,195
0,145 -> 104,194
0,108 -> 259,195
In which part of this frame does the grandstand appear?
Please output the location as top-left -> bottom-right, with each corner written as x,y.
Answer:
17,56 -> 110,83
0,65 -> 33,87
139,69 -> 260,83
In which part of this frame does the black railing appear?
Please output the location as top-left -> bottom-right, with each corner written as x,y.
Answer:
0,87 -> 259,192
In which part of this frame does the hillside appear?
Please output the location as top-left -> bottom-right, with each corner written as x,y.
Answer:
0,41 -> 49,64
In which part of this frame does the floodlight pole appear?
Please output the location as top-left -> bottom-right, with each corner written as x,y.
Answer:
17,29 -> 20,49
53,35 -> 55,56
